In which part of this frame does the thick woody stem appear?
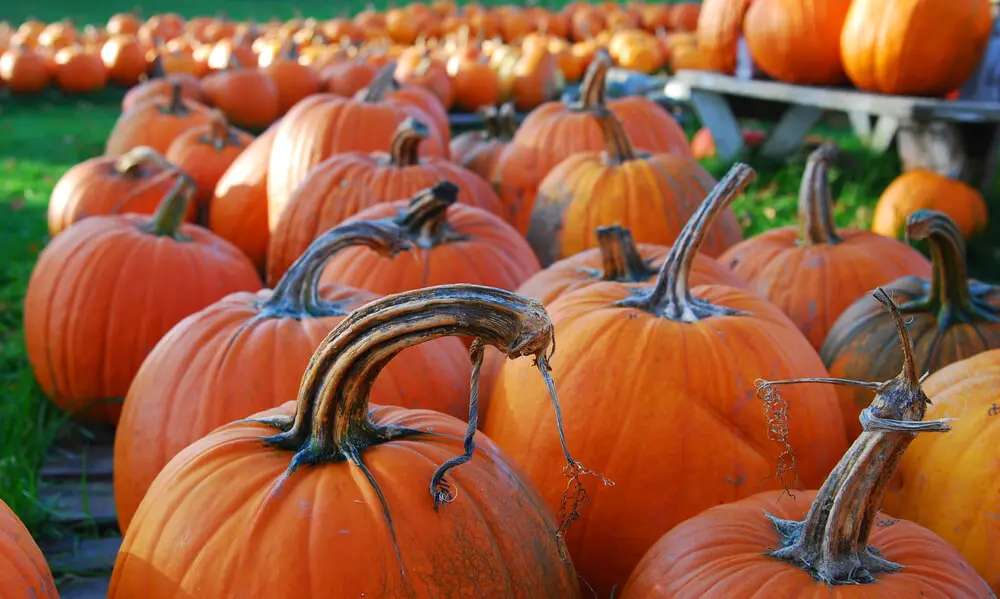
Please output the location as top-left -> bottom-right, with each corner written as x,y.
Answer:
396,181 -> 466,248
579,49 -> 611,111
595,225 -> 657,282
389,117 -> 428,167
596,111 -> 637,164
797,143 -> 841,245
361,61 -> 399,102
138,174 -> 195,239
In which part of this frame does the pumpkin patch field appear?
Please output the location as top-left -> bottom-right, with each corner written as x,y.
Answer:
2,1 -> 1000,597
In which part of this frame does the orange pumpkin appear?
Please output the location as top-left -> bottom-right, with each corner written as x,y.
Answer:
266,67 -> 449,218
492,50 -> 692,235
261,41 -> 321,115
107,12 -> 142,36
101,34 -> 148,86
200,60 -> 281,130
24,176 -> 261,423
48,146 -> 192,237
0,43 -> 49,92
109,284 -> 583,598
883,348 -> 1000,595
446,53 -> 501,111
742,0 -> 853,85
503,44 -> 564,112
528,107 -> 741,266
166,110 -> 254,212
362,76 -> 454,148
518,223 -> 746,306
449,103 -> 516,182
872,169 -> 989,240
121,56 -> 205,111
106,82 -> 213,156
821,210 -> 1000,439
841,0 -> 992,96
483,165 -> 848,596
719,145 -> 932,351
114,220 -> 472,533
670,2 -> 702,31
267,119 -> 504,284
321,57 -> 378,97
622,291 -> 992,598
209,120 -> 278,275
395,48 -> 454,110
320,182 -> 539,297
53,45 -> 108,93
0,499 -> 58,597
696,0 -> 754,74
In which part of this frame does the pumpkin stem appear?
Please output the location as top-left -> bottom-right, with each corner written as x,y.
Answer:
616,164 -> 755,320
758,288 -> 951,585
138,174 -> 194,239
159,81 -> 189,116
150,50 -> 166,79
264,220 -> 411,318
480,105 -> 500,138
361,61 -> 399,102
497,101 -> 518,139
595,224 -> 657,282
797,143 -> 842,246
579,49 -> 611,111
389,118 -> 428,167
596,111 -> 637,164
396,181 -> 467,248
904,210 -> 998,326
201,110 -> 246,152
113,146 -> 174,177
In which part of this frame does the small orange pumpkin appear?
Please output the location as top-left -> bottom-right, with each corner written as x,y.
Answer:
449,103 -> 517,182
106,81 -> 213,156
53,45 -> 108,93
0,43 -> 49,92
0,499 -> 58,597
872,169 -> 989,240
200,58 -> 281,130
121,55 -> 205,111
261,40 -> 321,115
101,34 -> 148,87
166,110 -> 254,212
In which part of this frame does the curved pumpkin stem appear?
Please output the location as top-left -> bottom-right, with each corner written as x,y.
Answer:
389,118 -> 428,167
617,163 -> 756,320
150,49 -> 166,79
159,81 -> 190,116
201,110 -> 247,152
360,61 -> 399,102
595,225 -> 657,282
579,49 -> 611,111
397,181 -> 467,247
497,101 -> 518,139
596,111 -> 637,164
797,143 -> 841,246
114,146 -> 174,177
759,288 -> 950,585
265,221 -> 410,318
139,174 -> 195,239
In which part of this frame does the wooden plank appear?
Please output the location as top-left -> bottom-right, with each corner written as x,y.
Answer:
666,70 -> 1000,122
758,104 -> 824,159
42,536 -> 122,574
58,577 -> 111,599
40,444 -> 114,481
688,89 -> 746,160
38,480 -> 118,527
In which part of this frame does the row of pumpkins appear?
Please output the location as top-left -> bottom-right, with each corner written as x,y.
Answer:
696,0 -> 995,97
0,2 -> 707,112
5,46 -> 1000,597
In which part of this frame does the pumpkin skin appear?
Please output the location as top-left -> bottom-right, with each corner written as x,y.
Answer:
719,145 -> 932,351
872,169 -> 989,240
883,349 -> 1000,595
260,42 -> 321,115
114,221 -> 472,533
166,111 -> 254,210
491,50 -> 693,235
518,224 -> 747,306
821,210 -> 1000,440
24,179 -> 262,423
266,119 -> 504,285
840,0 -> 992,96
320,182 -> 540,298
696,0 -> 754,75
528,109 -> 741,266
0,499 -> 59,598
322,58 -> 378,97
449,103 -> 516,182
484,165 -> 848,597
742,0 -> 852,85
109,286 -> 582,598
106,82 -> 213,156
0,44 -> 50,93
47,146 -> 191,237
53,46 -> 109,93
209,120 -> 278,275
101,34 -> 148,87
266,67 -> 449,218
200,64 -> 281,131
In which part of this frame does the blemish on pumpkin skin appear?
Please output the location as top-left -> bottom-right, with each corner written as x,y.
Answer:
725,474 -> 745,487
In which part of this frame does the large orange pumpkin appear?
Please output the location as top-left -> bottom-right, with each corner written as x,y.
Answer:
529,107 -> 741,266
106,81 -> 213,156
742,0 -> 852,85
320,181 -> 540,297
821,210 -> 1000,440
491,49 -> 692,234
622,290 -> 992,597
872,169 -> 989,240
114,220 -> 472,533
884,349 -> 1000,595
841,0 -> 992,96
209,120 -> 279,275
695,0 -> 754,75
518,223 -> 746,306
0,499 -> 58,597
266,65 -> 449,217
24,176 -> 261,423
108,285 -> 583,598
267,119 -> 505,284
166,110 -> 254,213
719,145 -> 932,352
47,145 -> 192,237
449,102 -> 517,182
483,165 -> 848,596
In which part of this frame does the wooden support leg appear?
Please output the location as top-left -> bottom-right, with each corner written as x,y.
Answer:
848,111 -> 873,142
869,116 -> 900,153
758,104 -> 823,159
688,89 -> 745,161
896,120 -> 967,179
